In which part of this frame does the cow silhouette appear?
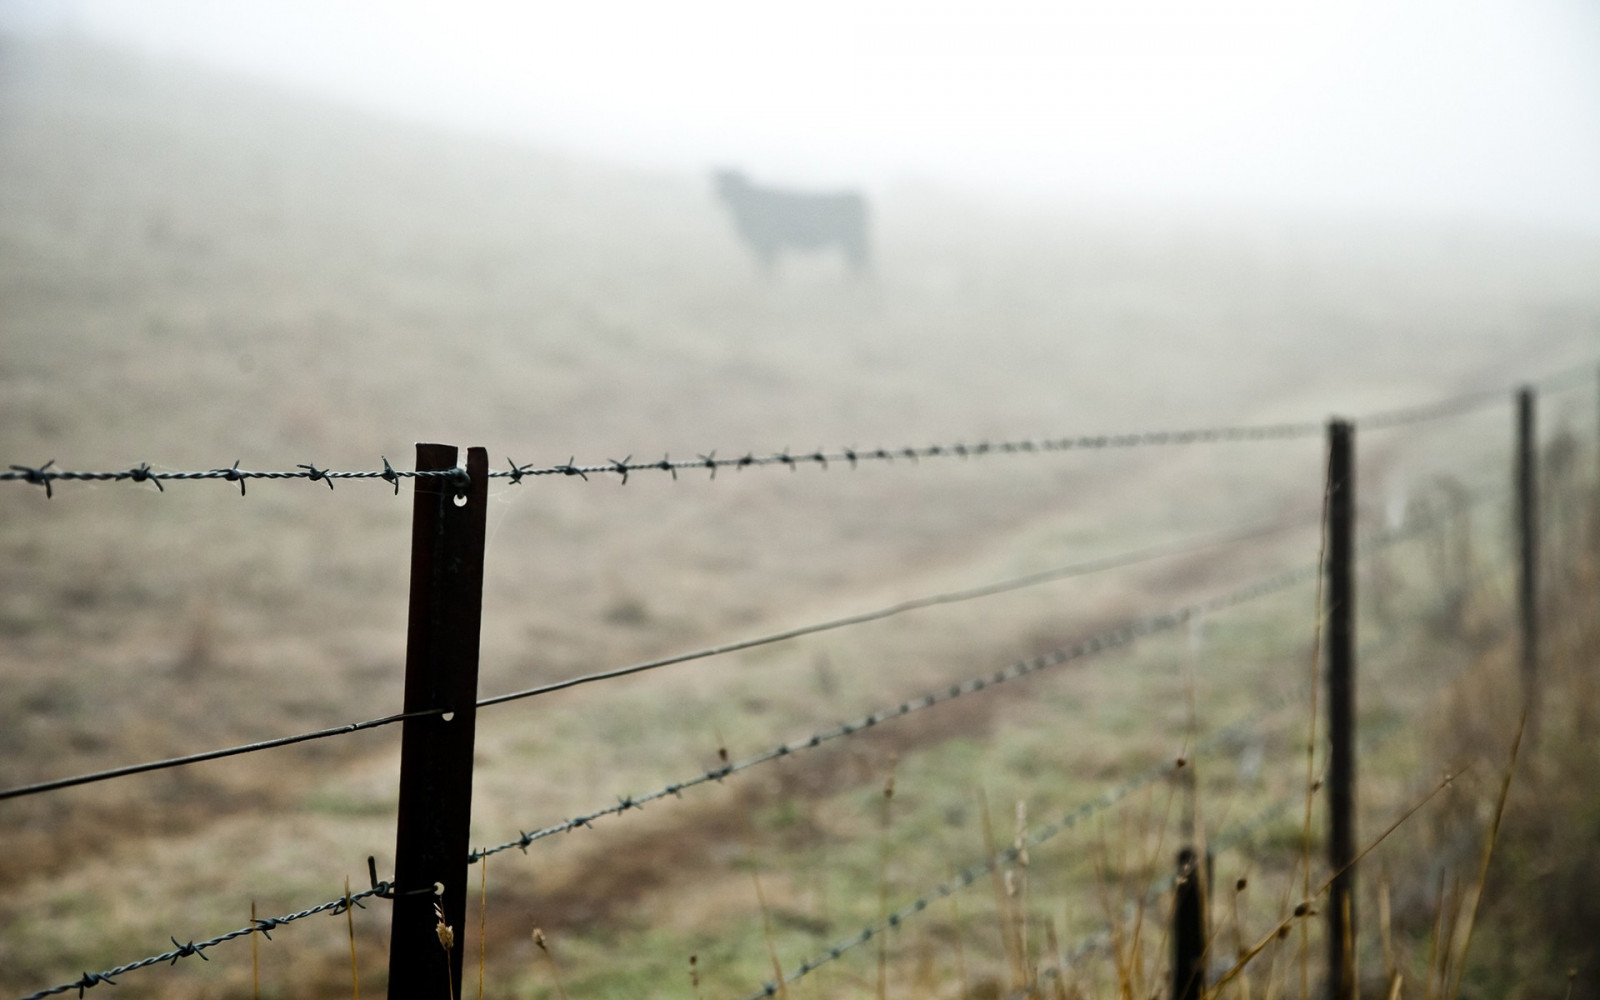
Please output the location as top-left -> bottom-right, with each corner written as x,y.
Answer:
713,170 -> 869,273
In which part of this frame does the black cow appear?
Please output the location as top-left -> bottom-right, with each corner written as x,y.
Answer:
713,170 -> 869,273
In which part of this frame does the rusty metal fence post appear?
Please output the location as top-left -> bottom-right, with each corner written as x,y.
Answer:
1516,387 -> 1539,741
1325,419 -> 1356,1000
388,445 -> 490,1000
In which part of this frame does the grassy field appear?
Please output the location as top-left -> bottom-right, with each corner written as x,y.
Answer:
2,33 -> 1599,999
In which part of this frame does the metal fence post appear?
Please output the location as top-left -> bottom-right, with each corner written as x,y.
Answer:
1171,847 -> 1206,1000
388,444 -> 489,1000
1516,387 -> 1539,740
1326,419 -> 1357,1000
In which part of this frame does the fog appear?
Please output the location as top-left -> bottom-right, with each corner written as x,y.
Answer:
10,0 -> 1600,231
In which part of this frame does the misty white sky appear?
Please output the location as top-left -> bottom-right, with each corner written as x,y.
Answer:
13,0 -> 1600,231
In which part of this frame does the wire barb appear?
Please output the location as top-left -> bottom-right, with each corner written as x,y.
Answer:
297,463 -> 334,490
9,460 -> 56,498
127,463 -> 163,492
216,460 -> 247,496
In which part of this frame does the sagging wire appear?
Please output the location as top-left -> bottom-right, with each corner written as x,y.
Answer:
471,562 -> 1323,862
474,511 -> 1322,710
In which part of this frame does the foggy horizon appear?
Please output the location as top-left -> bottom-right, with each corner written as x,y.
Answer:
5,0 -> 1599,234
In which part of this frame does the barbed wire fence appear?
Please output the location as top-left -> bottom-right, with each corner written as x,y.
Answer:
2,365 -> 1593,1000
2,362 -> 1587,497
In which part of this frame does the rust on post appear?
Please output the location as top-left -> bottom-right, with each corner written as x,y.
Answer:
388,444 -> 489,1000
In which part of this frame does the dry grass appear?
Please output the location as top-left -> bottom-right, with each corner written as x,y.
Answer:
1389,500 -> 1600,1000
2,30 -> 1599,1000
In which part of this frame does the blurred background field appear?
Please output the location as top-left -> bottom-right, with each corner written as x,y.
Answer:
1,17 -> 1599,1000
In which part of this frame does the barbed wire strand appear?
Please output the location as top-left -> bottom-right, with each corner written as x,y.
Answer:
474,512 -> 1323,711
1354,387 -> 1510,431
0,708 -> 445,803
1,423 -> 1320,497
6,363 -> 1586,496
0,460 -> 467,498
470,560 -> 1327,862
14,884 -> 392,1000
13,692 -> 1298,1000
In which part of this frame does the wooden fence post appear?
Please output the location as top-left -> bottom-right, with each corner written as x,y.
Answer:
1516,388 -> 1539,740
1171,847 -> 1206,1000
1326,419 -> 1357,1000
388,444 -> 490,1000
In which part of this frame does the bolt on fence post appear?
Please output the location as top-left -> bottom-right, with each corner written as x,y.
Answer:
1171,847 -> 1206,1000
387,445 -> 489,1000
1325,419 -> 1357,1000
1516,387 -> 1539,741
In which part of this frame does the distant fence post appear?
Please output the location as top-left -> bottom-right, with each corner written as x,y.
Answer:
1326,419 -> 1357,1000
388,444 -> 490,1000
1171,847 -> 1206,1000
1516,387 -> 1539,741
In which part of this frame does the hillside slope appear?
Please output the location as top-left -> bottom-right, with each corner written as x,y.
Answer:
1,33 -> 1598,997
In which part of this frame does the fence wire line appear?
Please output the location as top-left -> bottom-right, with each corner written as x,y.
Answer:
7,362 -> 1585,495
14,884 -> 390,1000
474,512 -> 1322,710
471,560 -> 1323,862
6,380 -> 1582,499
1358,361 -> 1596,432
2,424 -> 1319,497
0,513 -> 1312,807
0,707 -> 446,804
0,459 -> 466,498
1354,387 -> 1510,431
